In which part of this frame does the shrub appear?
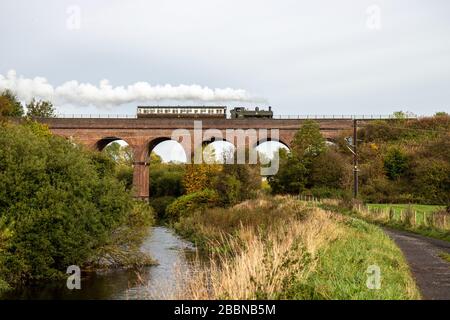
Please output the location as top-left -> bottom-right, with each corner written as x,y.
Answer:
383,148 -> 409,180
150,163 -> 185,197
310,149 -> 347,189
0,123 -> 144,286
411,158 -> 450,204
182,163 -> 220,194
303,187 -> 351,201
149,196 -> 176,219
115,164 -> 133,190
165,189 -> 219,221
212,162 -> 261,206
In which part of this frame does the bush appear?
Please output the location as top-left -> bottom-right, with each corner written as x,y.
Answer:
268,152 -> 308,194
310,149 -> 347,189
302,187 -> 351,201
115,165 -> 133,190
212,162 -> 261,206
0,122 -> 144,286
150,163 -> 185,197
149,196 -> 176,219
165,189 -> 219,221
411,158 -> 450,204
383,148 -> 409,180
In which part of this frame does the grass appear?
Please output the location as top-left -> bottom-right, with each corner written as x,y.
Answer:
367,204 -> 445,226
174,196 -> 420,300
346,202 -> 450,242
439,252 -> 450,263
367,204 -> 444,214
287,217 -> 419,299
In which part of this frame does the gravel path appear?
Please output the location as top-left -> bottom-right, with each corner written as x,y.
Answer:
384,228 -> 450,300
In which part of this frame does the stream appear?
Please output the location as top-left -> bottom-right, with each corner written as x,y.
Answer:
1,226 -> 197,300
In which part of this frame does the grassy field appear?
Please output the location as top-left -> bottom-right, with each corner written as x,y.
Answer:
174,196 -> 420,300
367,204 -> 445,226
321,201 -> 450,243
367,204 -> 444,214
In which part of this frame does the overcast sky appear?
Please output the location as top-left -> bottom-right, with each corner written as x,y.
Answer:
1,0 -> 449,117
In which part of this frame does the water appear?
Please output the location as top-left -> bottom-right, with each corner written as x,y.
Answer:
1,226 -> 197,300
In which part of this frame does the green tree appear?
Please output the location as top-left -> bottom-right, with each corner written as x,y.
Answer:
292,120 -> 325,158
0,90 -> 24,117
165,189 -> 219,220
0,123 -> 151,286
26,98 -> 55,118
269,121 -> 329,195
411,158 -> 450,204
383,148 -> 409,180
212,160 -> 260,206
310,149 -> 347,189
104,142 -> 133,166
392,111 -> 407,119
268,150 -> 308,194
150,152 -> 163,165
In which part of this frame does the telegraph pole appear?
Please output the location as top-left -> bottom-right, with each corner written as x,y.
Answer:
353,119 -> 358,198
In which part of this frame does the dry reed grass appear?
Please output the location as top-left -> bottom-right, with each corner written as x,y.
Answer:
173,206 -> 341,299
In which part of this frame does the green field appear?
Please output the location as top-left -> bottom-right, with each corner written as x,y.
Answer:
367,204 -> 445,225
367,204 -> 445,214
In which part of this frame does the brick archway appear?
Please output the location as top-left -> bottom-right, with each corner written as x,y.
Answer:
40,117 -> 356,200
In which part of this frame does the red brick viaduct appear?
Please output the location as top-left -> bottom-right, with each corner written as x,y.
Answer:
39,117 -> 357,200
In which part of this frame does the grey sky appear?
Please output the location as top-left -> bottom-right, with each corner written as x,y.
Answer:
1,0 -> 450,117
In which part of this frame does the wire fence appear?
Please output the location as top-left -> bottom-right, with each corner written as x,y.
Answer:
294,195 -> 449,232
354,204 -> 449,231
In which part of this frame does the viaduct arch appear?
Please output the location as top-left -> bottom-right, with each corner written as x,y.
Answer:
39,117 -> 355,200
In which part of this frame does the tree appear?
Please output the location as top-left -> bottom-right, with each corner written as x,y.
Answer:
310,149 -> 346,189
26,98 -> 55,118
0,90 -> 24,117
104,142 -> 134,166
268,150 -> 308,194
183,163 -> 220,194
150,152 -> 163,165
212,153 -> 261,206
291,120 -> 325,158
383,148 -> 409,180
0,123 -> 152,286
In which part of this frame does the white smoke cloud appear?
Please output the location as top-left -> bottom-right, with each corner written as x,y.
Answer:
0,70 -> 264,108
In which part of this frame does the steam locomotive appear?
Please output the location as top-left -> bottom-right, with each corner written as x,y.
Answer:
136,106 -> 273,119
230,106 -> 273,119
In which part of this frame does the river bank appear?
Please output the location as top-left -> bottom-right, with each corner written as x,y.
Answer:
173,196 -> 420,299
0,226 -> 197,300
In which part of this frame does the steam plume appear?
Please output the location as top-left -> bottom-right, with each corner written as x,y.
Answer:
0,70 -> 264,108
